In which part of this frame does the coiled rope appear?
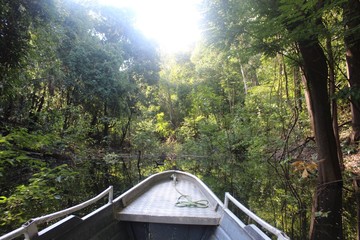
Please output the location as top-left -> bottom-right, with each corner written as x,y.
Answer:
171,174 -> 209,208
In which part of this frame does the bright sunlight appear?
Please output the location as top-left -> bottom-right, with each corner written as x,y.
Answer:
101,0 -> 202,53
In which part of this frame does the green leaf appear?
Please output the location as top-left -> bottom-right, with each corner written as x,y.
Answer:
0,196 -> 7,204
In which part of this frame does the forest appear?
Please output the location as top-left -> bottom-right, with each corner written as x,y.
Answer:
0,0 -> 359,239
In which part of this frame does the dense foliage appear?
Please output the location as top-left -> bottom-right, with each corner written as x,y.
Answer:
0,0 -> 359,239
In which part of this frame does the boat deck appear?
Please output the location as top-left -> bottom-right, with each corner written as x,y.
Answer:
117,177 -> 221,225
1,170 -> 289,240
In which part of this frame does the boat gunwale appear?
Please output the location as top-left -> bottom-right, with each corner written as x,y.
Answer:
113,170 -> 224,211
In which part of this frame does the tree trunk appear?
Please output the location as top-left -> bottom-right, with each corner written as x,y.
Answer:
298,39 -> 343,240
166,86 -> 176,127
354,178 -> 360,240
102,102 -> 109,138
293,67 -> 303,112
344,0 -> 360,143
301,72 -> 315,133
236,52 -> 249,94
281,55 -> 290,102
120,111 -> 133,148
137,150 -> 142,181
327,35 -> 344,169
240,62 -> 248,95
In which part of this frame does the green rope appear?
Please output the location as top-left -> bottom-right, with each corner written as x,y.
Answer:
171,174 -> 209,208
175,195 -> 209,208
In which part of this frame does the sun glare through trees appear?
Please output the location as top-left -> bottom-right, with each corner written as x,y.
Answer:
100,0 -> 202,53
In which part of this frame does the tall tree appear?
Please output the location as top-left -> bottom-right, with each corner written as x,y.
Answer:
57,2 -> 159,142
0,0 -> 57,124
202,0 -> 344,238
343,3 -> 360,237
298,37 -> 343,240
281,2 -> 343,238
343,0 -> 360,143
